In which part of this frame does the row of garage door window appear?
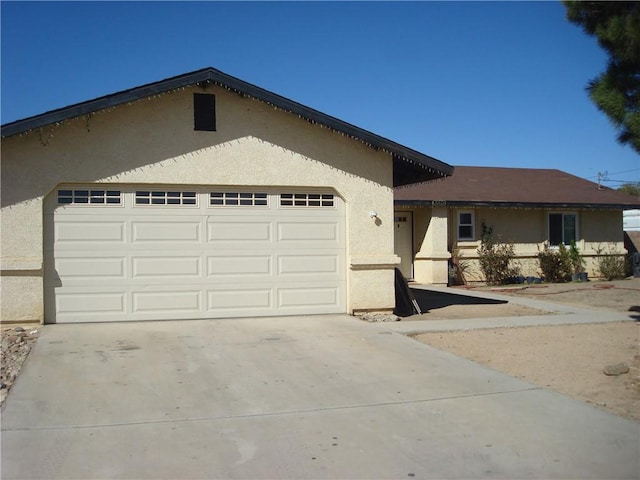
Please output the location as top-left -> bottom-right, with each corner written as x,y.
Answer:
57,189 -> 335,208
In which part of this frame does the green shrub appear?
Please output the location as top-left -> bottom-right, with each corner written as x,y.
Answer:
537,243 -> 572,283
477,223 -> 520,285
595,244 -> 627,280
568,241 -> 585,274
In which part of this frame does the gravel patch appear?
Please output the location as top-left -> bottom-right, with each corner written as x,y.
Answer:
1,326 -> 40,407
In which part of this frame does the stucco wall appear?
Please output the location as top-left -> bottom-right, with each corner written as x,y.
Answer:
397,206 -> 627,284
452,207 -> 626,281
1,85 -> 399,322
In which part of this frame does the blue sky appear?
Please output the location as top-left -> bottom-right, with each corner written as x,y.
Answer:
2,1 -> 638,186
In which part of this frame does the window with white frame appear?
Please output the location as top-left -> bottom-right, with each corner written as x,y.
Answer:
280,193 -> 334,207
135,191 -> 197,206
210,192 -> 268,207
457,210 -> 475,240
548,212 -> 577,246
58,189 -> 121,205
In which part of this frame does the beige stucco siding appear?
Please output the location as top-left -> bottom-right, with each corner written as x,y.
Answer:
396,206 -> 627,284
449,207 -> 627,280
2,86 -> 399,322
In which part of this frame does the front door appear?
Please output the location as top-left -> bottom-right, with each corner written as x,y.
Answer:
394,211 -> 413,279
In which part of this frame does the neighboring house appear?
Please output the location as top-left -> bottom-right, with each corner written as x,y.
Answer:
623,209 -> 640,232
1,67 -> 453,324
394,166 -> 640,284
623,210 -> 640,261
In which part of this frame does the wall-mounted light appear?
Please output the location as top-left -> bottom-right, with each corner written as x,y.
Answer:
369,210 -> 378,219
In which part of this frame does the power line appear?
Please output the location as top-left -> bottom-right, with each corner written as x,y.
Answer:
587,168 -> 640,180
602,178 -> 639,184
607,168 -> 640,175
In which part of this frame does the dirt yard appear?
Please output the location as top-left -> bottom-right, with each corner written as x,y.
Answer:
412,278 -> 640,421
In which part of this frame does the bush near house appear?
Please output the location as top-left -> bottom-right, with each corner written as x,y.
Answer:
537,243 -> 572,283
477,223 -> 520,285
595,243 -> 627,280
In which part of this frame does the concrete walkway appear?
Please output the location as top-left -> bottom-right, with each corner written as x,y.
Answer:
1,294 -> 638,479
390,283 -> 637,333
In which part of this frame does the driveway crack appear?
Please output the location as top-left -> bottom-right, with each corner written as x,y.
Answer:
2,386 -> 542,432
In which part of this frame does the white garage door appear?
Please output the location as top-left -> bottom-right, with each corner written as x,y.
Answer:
44,186 -> 346,323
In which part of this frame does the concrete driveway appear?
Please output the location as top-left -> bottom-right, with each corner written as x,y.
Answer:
1,314 -> 638,479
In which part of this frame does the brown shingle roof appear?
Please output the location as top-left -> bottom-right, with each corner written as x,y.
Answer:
395,166 -> 640,209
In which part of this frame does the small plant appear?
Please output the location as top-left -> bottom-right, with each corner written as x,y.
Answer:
537,243 -> 572,283
594,243 -> 627,280
450,248 -> 470,286
477,222 -> 520,286
568,241 -> 584,273
568,241 -> 586,279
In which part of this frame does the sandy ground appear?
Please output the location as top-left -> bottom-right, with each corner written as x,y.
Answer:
411,278 -> 640,421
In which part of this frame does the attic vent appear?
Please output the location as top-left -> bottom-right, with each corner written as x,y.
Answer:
194,93 -> 216,131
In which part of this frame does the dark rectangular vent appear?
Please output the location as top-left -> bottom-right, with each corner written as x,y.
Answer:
194,93 -> 216,131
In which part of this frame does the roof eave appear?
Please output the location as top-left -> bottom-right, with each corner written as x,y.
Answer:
1,67 -> 453,187
394,200 -> 640,210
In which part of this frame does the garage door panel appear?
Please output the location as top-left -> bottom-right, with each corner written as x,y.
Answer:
132,220 -> 202,243
208,221 -> 271,242
133,291 -> 202,313
207,289 -> 272,310
277,222 -> 339,242
278,287 -> 339,308
55,257 -> 126,279
132,256 -> 201,278
207,255 -> 271,277
278,254 -> 340,275
55,221 -> 125,244
57,291 -> 125,315
46,187 -> 345,322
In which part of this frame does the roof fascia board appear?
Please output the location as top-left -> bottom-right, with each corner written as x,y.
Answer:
1,69 -> 214,138
394,200 -> 639,210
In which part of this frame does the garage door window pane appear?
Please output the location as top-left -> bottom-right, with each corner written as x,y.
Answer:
210,192 -> 268,207
183,192 -> 196,205
58,189 -> 121,206
136,191 -> 197,206
280,193 -> 334,207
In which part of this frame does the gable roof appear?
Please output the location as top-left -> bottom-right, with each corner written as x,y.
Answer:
395,166 -> 640,210
1,67 -> 453,187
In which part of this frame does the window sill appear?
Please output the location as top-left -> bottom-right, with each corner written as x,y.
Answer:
456,240 -> 479,248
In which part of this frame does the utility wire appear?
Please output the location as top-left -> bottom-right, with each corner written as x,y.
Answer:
587,168 -> 640,180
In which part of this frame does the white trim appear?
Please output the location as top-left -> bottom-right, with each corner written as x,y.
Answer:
457,210 -> 475,241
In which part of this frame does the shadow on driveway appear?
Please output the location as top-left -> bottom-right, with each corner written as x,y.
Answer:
410,287 -> 507,313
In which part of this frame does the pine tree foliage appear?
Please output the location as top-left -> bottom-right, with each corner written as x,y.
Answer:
564,1 -> 640,153
618,182 -> 640,197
